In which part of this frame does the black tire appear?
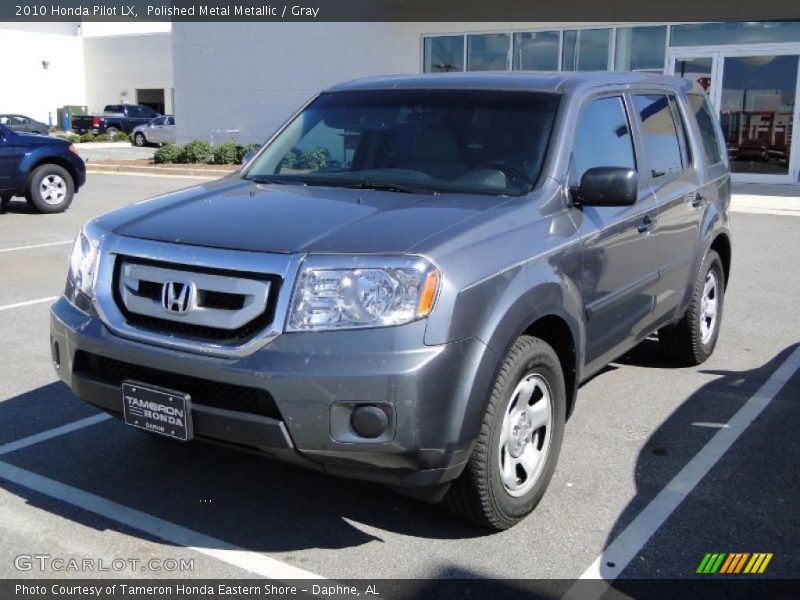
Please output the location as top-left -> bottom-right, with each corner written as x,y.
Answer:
442,336 -> 566,530
105,127 -> 120,136
133,132 -> 146,147
25,164 -> 74,214
0,193 -> 12,213
659,250 -> 725,366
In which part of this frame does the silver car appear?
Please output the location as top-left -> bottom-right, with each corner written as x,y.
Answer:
131,116 -> 175,147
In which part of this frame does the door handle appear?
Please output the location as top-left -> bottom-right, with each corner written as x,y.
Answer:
691,192 -> 705,207
637,215 -> 655,234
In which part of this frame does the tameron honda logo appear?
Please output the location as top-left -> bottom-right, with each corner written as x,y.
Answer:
161,280 -> 195,315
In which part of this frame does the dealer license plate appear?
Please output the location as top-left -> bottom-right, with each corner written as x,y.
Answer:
122,381 -> 193,441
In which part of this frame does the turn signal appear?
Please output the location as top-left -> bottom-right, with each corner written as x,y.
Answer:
416,269 -> 440,318
68,144 -> 77,154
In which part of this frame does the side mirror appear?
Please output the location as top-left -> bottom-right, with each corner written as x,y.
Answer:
572,167 -> 637,207
241,150 -> 258,165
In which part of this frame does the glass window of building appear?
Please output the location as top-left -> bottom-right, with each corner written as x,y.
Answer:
570,96 -> 636,186
633,94 -> 685,178
614,26 -> 667,72
467,33 -> 511,71
512,31 -> 560,71
671,21 -> 800,47
562,29 -> 611,71
423,36 -> 464,73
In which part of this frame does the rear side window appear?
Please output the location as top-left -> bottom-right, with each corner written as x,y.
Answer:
571,96 -> 636,186
633,94 -> 684,179
688,94 -> 723,165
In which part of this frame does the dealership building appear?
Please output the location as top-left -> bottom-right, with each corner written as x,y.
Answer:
173,20 -> 800,185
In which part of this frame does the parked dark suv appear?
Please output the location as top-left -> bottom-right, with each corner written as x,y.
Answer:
51,73 -> 731,529
0,124 -> 86,213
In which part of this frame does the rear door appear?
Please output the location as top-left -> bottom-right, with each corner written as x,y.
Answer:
162,117 -> 176,144
630,92 -> 702,328
571,94 -> 660,375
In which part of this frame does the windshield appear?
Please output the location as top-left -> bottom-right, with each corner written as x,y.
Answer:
244,89 -> 560,196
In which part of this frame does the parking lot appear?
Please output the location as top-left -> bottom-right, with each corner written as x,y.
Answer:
0,173 -> 798,589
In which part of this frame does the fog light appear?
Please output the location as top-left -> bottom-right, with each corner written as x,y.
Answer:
350,405 -> 389,439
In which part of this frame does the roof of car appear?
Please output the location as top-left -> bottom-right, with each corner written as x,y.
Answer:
326,71 -> 693,94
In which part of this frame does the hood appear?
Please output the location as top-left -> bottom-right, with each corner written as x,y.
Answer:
14,132 -> 70,148
99,177 -> 500,255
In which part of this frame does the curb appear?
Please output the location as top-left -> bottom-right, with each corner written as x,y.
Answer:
86,164 -> 237,178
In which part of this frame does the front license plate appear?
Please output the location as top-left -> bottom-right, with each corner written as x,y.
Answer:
122,381 -> 193,441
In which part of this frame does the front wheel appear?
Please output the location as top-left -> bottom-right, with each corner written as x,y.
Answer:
25,164 -> 74,213
442,336 -> 566,530
105,127 -> 120,136
659,250 -> 725,365
133,132 -> 146,147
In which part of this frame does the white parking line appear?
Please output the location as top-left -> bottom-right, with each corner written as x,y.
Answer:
0,240 -> 72,253
0,414 -> 111,457
0,296 -> 58,312
563,344 -> 800,600
0,460 -> 325,580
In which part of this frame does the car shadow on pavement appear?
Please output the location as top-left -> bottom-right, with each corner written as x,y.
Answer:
604,342 -> 800,580
0,381 -> 490,556
0,199 -> 38,214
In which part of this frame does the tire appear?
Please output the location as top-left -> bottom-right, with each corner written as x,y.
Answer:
659,250 -> 725,366
25,164 -> 74,214
105,127 -> 120,136
442,336 -> 566,530
133,132 -> 146,147
0,193 -> 11,213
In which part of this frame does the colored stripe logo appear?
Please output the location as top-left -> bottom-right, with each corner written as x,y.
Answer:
697,553 -> 773,574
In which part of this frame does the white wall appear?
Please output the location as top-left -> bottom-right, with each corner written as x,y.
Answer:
172,22 -> 626,144
0,25 -> 86,125
83,33 -> 174,115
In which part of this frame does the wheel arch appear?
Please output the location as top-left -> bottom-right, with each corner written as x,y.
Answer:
17,154 -> 78,195
709,232 -> 731,289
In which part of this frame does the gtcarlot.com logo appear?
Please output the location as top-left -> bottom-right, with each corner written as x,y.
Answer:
14,554 -> 194,573
696,552 -> 773,574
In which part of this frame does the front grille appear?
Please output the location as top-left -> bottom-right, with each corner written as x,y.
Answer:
74,351 -> 281,419
112,256 -> 281,343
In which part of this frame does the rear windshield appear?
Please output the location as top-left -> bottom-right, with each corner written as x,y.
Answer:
244,89 -> 561,196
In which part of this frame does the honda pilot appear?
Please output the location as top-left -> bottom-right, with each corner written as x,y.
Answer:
51,73 -> 731,529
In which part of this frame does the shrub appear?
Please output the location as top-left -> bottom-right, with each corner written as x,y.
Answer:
66,133 -> 80,143
112,131 -> 129,142
94,133 -> 110,142
301,147 -> 331,170
212,141 -> 243,165
79,133 -> 95,143
280,148 -> 303,169
180,139 -> 213,164
153,144 -> 183,164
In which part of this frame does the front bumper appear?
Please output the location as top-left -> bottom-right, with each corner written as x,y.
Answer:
50,296 -> 492,491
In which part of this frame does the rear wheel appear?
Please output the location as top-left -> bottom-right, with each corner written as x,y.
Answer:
133,132 -> 146,147
442,336 -> 566,530
0,193 -> 12,213
659,250 -> 725,365
25,164 -> 74,214
105,126 -> 120,136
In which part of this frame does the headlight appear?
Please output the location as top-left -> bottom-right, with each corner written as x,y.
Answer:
67,222 -> 102,300
287,256 -> 441,332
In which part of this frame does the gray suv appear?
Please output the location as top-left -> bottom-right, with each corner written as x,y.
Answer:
51,73 -> 731,529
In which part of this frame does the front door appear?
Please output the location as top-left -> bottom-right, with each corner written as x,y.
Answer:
0,127 -> 16,191
571,94 -> 660,375
670,49 -> 800,184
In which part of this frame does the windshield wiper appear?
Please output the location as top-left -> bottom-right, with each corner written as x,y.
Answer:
342,180 -> 439,195
244,175 -> 301,185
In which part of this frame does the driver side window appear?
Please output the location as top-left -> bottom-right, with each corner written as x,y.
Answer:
570,96 -> 636,188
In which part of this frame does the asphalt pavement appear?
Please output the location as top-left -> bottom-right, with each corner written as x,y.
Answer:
0,173 -> 797,588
